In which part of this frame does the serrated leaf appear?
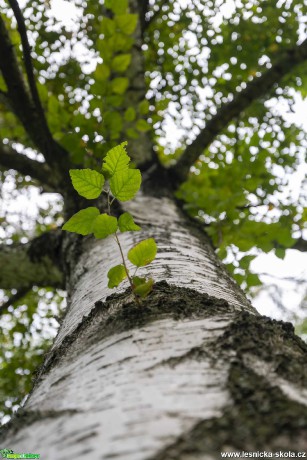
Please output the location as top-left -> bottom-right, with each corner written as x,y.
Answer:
93,214 -> 118,239
102,142 -> 130,177
62,207 -> 100,235
128,238 -> 157,267
118,212 -> 141,232
112,54 -> 131,72
110,168 -> 141,201
108,264 -> 127,288
133,277 -> 154,298
70,169 -> 105,199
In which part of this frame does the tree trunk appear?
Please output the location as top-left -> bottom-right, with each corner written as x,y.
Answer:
1,193 -> 307,459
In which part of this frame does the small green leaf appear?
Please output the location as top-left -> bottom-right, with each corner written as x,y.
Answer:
95,63 -> 111,81
118,212 -> 141,232
133,277 -> 154,298
112,54 -> 131,72
275,247 -> 286,260
111,77 -> 129,94
110,168 -> 141,201
93,214 -> 118,239
128,238 -> 157,267
63,207 -> 100,235
115,14 -> 138,35
108,264 -> 127,288
105,0 -> 128,14
136,119 -> 150,132
124,107 -> 136,122
138,99 -> 150,115
70,169 -> 105,199
102,142 -> 130,177
132,276 -> 146,287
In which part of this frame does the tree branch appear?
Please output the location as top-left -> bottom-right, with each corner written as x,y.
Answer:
8,0 -> 46,126
0,143 -> 59,191
0,286 -> 30,314
170,38 -> 307,185
0,12 -> 70,172
0,230 -> 64,291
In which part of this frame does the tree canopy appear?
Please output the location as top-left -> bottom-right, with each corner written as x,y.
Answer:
0,0 -> 307,422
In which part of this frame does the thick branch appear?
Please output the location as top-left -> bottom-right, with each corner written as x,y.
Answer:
0,13 -> 70,172
0,230 -> 64,291
0,144 -> 59,190
171,39 -> 307,185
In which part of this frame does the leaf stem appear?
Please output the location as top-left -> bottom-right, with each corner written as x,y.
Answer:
107,190 -> 141,305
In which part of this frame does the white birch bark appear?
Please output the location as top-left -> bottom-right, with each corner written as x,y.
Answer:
1,194 -> 307,458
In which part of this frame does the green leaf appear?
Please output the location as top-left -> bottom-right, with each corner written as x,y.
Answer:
132,277 -> 154,298
128,238 -> 157,267
138,99 -> 150,115
108,264 -> 127,288
102,142 -> 130,177
118,212 -> 141,232
111,77 -> 129,94
93,214 -> 118,239
275,247 -> 286,260
239,255 -> 257,269
115,14 -> 138,35
112,54 -> 131,72
100,17 -> 116,37
110,168 -> 141,201
69,169 -> 105,199
105,0 -> 128,14
124,107 -> 136,122
246,273 -> 262,287
63,207 -> 100,235
132,276 -> 146,287
136,119 -> 150,132
95,63 -> 111,81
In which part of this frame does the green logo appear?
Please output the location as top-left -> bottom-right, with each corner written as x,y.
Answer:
0,449 -> 40,459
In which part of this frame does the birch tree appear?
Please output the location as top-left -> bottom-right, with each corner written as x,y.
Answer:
1,0 -> 307,458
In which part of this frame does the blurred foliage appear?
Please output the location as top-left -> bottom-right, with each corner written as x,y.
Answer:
0,0 -> 307,422
0,288 -> 65,422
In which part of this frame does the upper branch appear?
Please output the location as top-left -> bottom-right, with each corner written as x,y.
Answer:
8,0 -> 46,125
170,38 -> 307,185
0,12 -> 70,171
0,143 -> 59,191
0,229 -> 64,291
